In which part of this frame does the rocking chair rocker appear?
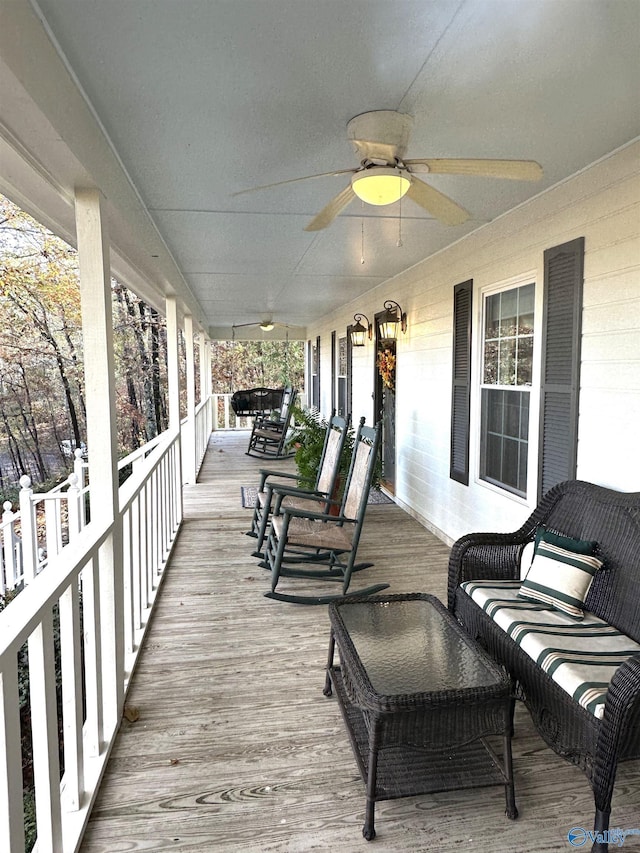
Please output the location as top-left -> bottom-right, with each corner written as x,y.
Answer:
247,411 -> 351,556
261,419 -> 389,604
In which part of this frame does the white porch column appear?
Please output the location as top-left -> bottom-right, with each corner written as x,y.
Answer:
74,187 -> 124,732
200,334 -> 212,437
198,332 -> 207,404
183,314 -> 196,484
165,295 -> 181,433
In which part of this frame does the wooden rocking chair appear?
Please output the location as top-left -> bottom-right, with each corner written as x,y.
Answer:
246,411 -> 351,556
261,419 -> 389,604
246,386 -> 297,458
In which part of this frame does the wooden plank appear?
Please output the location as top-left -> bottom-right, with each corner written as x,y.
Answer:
80,431 -> 640,852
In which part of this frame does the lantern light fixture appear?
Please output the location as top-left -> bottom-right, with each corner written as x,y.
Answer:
350,313 -> 372,347
379,300 -> 407,340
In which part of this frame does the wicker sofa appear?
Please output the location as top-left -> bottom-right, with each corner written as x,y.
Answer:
448,480 -> 640,853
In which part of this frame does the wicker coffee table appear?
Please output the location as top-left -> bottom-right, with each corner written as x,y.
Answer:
324,593 -> 518,840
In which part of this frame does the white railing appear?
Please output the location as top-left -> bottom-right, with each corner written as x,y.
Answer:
1,452 -> 89,595
211,393 -> 252,431
0,429 -> 183,853
0,420 -> 203,597
0,435 -> 175,597
194,396 -> 212,465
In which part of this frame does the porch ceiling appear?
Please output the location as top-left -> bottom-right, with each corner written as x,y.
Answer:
1,1 -> 639,339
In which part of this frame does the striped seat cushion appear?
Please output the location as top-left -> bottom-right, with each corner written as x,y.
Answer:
461,580 -> 640,719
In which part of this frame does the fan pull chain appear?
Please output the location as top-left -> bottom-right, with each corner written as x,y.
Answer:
397,190 -> 403,247
360,207 -> 365,264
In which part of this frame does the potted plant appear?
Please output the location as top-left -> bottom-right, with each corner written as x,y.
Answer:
286,405 -> 380,500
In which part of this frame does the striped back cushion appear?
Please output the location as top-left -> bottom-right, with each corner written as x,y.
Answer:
518,536 -> 603,618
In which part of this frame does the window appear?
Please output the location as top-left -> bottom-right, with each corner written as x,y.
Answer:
311,335 -> 320,410
480,282 -> 534,497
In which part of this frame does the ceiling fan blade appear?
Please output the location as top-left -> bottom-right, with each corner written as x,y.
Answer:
404,158 -> 543,181
232,169 -> 355,196
406,177 -> 469,226
304,184 -> 356,231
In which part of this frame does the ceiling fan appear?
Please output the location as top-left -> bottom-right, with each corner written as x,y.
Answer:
234,111 -> 543,231
232,318 -> 282,333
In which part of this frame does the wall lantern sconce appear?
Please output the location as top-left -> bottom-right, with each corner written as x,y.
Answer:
379,300 -> 407,340
350,313 -> 372,347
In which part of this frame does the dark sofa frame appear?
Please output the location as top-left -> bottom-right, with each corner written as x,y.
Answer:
447,480 -> 640,853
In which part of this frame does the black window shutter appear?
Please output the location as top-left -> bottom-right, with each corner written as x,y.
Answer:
538,237 -> 585,501
450,280 -> 473,485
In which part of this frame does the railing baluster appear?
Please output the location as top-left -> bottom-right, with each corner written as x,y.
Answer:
81,557 -> 104,756
67,474 -> 81,543
131,496 -> 142,637
122,508 -> 134,659
19,477 -> 37,585
59,579 -> 84,810
29,609 -> 63,850
1,502 -> 14,596
0,656 -> 25,853
139,484 -> 149,611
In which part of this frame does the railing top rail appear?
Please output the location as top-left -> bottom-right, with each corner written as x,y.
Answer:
0,519 -> 111,659
119,428 -> 181,513
118,432 -> 165,470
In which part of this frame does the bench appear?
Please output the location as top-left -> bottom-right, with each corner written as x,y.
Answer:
230,387 -> 285,418
447,480 -> 640,853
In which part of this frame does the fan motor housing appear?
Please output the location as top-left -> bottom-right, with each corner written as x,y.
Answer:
347,111 -> 414,162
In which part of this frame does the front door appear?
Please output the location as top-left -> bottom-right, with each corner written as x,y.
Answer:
374,313 -> 396,493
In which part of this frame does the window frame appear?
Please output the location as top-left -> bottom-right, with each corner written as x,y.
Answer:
476,276 -> 537,500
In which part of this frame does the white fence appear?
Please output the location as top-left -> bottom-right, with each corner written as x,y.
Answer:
211,393 -> 252,431
0,395 -> 240,597
0,427 -> 185,853
1,452 -> 89,596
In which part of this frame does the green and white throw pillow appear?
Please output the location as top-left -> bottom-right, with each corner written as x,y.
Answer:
518,530 -> 603,619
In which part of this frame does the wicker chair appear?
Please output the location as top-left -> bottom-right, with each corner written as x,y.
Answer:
246,386 -> 297,458
261,419 -> 389,604
246,411 -> 350,555
448,480 -> 640,853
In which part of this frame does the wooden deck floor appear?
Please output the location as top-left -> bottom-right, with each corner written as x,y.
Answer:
80,432 -> 640,853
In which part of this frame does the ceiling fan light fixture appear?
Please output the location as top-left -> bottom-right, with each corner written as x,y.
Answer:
259,321 -> 274,332
351,167 -> 411,206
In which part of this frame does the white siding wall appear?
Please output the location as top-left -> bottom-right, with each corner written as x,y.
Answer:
310,141 -> 640,545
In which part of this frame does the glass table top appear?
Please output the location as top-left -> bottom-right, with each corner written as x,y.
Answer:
335,596 -> 501,697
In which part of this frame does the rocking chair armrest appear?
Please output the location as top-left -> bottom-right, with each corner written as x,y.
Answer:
255,419 -> 286,433
270,483 -> 325,499
258,468 -> 300,489
281,505 -> 355,524
272,488 -> 328,514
